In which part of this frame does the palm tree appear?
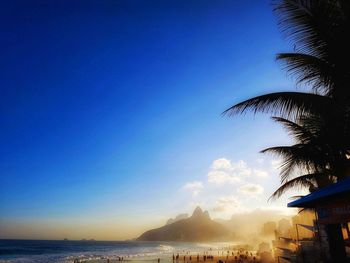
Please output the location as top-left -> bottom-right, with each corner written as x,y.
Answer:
260,113 -> 350,260
224,0 -> 350,185
225,0 -> 350,112
224,1 -> 350,259
225,0 -> 350,118
265,116 -> 337,199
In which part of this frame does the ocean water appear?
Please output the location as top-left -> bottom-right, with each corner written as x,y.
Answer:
0,240 -> 231,263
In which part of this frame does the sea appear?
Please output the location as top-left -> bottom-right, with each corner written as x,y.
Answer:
0,240 -> 232,263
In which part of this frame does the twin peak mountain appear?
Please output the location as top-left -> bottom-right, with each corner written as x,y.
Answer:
137,207 -> 230,242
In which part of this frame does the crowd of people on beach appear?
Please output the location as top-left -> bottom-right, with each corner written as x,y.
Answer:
170,249 -> 259,263
171,253 -> 216,262
73,247 -> 260,263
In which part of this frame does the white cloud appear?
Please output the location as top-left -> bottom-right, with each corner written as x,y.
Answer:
238,183 -> 264,196
231,160 -> 252,177
211,158 -> 232,170
208,158 -> 268,184
208,170 -> 240,184
183,181 -> 204,197
253,169 -> 268,177
207,158 -> 251,184
213,196 -> 240,212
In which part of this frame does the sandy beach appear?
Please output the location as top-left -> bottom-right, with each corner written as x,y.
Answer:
75,250 -> 261,263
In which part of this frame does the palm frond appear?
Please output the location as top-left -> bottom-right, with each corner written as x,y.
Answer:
223,92 -> 331,118
277,53 -> 334,94
271,116 -> 315,143
273,0 -> 350,99
298,207 -> 315,214
273,0 -> 341,57
261,145 -> 327,182
269,172 -> 321,200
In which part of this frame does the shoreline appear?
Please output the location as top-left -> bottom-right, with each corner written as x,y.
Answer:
74,251 -> 260,263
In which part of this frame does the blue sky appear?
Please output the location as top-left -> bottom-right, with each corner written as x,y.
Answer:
0,0 -> 301,240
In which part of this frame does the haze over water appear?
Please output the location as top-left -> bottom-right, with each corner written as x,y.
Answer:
0,240 -> 237,263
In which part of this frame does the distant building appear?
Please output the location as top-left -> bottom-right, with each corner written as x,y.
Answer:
271,210 -> 322,263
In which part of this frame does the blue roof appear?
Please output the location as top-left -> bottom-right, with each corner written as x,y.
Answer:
288,177 -> 350,208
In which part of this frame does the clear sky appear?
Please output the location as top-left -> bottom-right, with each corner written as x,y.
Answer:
1,0 -> 301,240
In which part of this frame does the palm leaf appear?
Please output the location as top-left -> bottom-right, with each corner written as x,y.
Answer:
273,0 -> 341,57
261,145 -> 327,182
273,0 -> 350,99
223,92 -> 331,119
269,172 -> 321,200
271,116 -> 315,143
276,53 -> 334,94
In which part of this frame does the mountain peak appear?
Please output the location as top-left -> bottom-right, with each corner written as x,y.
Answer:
137,206 -> 228,241
192,206 -> 203,217
191,207 -> 210,220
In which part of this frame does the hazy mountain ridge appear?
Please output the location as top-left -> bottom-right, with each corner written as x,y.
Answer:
137,207 -> 231,241
166,213 -> 188,225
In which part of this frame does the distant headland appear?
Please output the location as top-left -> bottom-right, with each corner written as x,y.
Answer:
137,206 -> 231,242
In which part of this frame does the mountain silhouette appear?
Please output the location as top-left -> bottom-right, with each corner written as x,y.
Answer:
166,213 -> 189,225
137,207 -> 230,241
